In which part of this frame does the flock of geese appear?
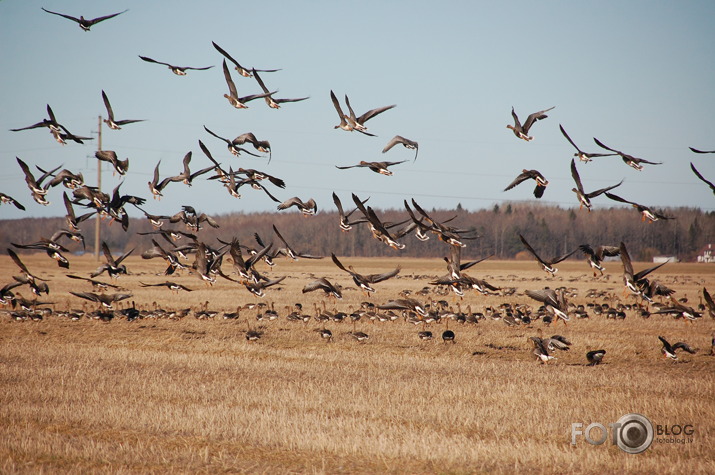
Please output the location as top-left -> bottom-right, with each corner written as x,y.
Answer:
2,7 -> 714,365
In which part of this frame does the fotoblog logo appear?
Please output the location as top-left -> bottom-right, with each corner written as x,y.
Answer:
571,413 -> 654,454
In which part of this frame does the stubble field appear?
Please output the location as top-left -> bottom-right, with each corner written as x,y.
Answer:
0,253 -> 713,473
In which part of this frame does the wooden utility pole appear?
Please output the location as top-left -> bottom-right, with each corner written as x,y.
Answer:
94,115 -> 102,260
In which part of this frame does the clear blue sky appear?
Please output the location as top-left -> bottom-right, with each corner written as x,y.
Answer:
2,0 -> 714,222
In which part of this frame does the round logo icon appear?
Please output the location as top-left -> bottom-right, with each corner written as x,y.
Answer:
615,413 -> 654,454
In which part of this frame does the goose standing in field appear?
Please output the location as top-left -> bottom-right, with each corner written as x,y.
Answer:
211,41 -> 281,78
690,163 -> 715,195
570,159 -> 623,211
506,106 -> 555,141
578,244 -> 621,276
348,331 -> 370,343
139,56 -> 214,76
689,147 -> 715,154
277,197 -> 317,216
252,68 -> 309,109
504,169 -> 549,198
519,234 -> 577,276
586,349 -> 606,366
101,90 -> 144,130
331,253 -> 400,295
315,328 -> 333,343
332,192 -> 368,232
658,336 -> 697,360
559,124 -> 617,163
382,135 -> 419,161
95,150 -> 129,176
203,125 -> 262,157
41,7 -> 127,31
593,138 -> 662,170
221,59 -> 274,109
336,160 -> 407,176
0,193 -> 25,211
604,192 -> 674,223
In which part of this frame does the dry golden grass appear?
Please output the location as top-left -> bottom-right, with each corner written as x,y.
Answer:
1,253 -> 714,473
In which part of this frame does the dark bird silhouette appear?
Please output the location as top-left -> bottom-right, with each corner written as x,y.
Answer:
139,55 -> 213,76
41,7 -> 127,31
504,169 -> 548,198
594,138 -> 662,171
586,350 -> 606,366
101,90 -> 144,130
658,336 -> 697,360
0,193 -> 26,211
690,162 -> 715,195
336,160 -> 407,176
506,106 -> 555,141
689,147 -> 715,154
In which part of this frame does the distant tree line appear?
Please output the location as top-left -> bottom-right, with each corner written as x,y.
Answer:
1,203 -> 713,262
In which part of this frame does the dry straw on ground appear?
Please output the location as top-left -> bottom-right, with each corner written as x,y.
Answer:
1,254 -> 713,473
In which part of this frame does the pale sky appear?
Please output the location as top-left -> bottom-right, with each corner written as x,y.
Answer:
2,0 -> 714,222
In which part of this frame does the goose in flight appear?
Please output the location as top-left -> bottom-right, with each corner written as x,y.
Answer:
689,147 -> 715,154
203,125 -> 262,157
332,192 -> 368,232
504,169 -> 549,198
139,281 -> 193,293
619,241 -> 667,300
506,106 -> 555,141
559,124 -> 616,163
658,336 -> 697,360
41,7 -> 127,31
272,224 -> 322,260
344,93 -> 395,134
578,244 -> 620,276
17,157 -> 55,205
0,193 -> 25,211
69,291 -> 132,309
570,159 -> 623,210
221,59 -> 274,109
95,150 -> 129,176
277,197 -> 317,216
382,135 -> 419,161
90,241 -> 134,279
593,138 -> 662,171
101,90 -> 144,130
139,56 -> 213,76
252,68 -> 308,109
302,277 -> 342,299
690,162 -> 715,195
336,160 -> 407,176
211,41 -> 280,78
525,287 -> 570,324
147,161 -> 176,199
604,192 -> 674,223
331,253 -> 400,295
519,234 -> 577,275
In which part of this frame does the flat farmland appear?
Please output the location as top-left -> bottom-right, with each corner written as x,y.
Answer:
1,253 -> 714,474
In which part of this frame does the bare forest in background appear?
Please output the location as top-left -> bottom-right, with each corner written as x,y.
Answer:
1,203 -> 713,262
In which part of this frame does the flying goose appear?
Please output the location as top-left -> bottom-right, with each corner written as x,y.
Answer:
336,160 -> 407,176
689,147 -> 715,154
233,135 -> 272,162
203,125 -> 262,157
570,159 -> 623,210
378,298 -> 428,317
525,288 -> 570,324
331,253 -> 400,295
65,274 -> 122,291
619,241 -> 667,300
382,135 -> 419,161
272,224 -> 322,260
170,151 -> 214,187
332,192 -> 368,232
95,150 -> 129,175
344,94 -> 395,134
0,193 -> 25,211
302,277 -> 343,299
12,240 -> 70,268
504,169 -> 549,198
605,192 -> 674,222
69,291 -> 132,309
407,199 -> 477,247
559,124 -> 616,162
41,167 -> 84,190
252,68 -> 309,109
101,90 -> 144,130
63,192 -> 95,231
506,106 -> 555,141
352,193 -> 405,250
593,138 -> 662,170
703,287 -> 715,319
690,162 -> 715,195
8,248 -> 48,286
139,281 -> 193,293
139,56 -> 214,76
242,276 -> 286,298
16,157 -> 55,205
277,197 -> 317,216
578,244 -> 621,276
90,242 -> 134,279
658,336 -> 697,360
211,41 -> 280,78
41,7 -> 127,31
147,161 -> 176,199
519,234 -> 577,275
221,59 -> 274,109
